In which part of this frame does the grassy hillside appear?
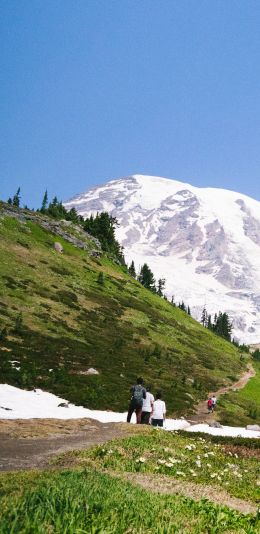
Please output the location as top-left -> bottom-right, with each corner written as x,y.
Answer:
0,203 -> 246,414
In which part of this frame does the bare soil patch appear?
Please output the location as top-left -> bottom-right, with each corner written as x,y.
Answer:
0,419 -> 134,472
118,472 -> 258,515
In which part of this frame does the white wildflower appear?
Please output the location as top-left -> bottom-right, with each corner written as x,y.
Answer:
176,471 -> 186,476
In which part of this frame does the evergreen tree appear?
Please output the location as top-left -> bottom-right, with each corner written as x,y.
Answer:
178,301 -> 187,312
7,197 -> 12,205
128,260 -> 136,278
157,278 -> 166,297
187,305 -> 191,316
138,263 -> 156,292
201,306 -> 208,327
84,212 -> 124,263
12,187 -> 21,208
41,190 -> 48,213
170,295 -> 175,306
207,314 -> 212,329
213,311 -> 232,341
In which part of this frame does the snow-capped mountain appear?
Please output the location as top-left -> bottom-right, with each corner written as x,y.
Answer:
64,175 -> 260,344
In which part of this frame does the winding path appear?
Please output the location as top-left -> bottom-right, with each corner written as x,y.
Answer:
190,364 -> 256,423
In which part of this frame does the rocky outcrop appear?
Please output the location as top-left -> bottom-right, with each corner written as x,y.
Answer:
0,202 -> 101,255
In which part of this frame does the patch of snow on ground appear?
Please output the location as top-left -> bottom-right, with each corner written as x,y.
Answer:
0,385 -> 259,438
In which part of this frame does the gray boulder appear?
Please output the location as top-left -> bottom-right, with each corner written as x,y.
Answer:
209,421 -> 223,428
246,424 -> 260,431
54,242 -> 63,253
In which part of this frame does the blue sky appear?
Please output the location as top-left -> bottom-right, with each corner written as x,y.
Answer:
1,0 -> 260,207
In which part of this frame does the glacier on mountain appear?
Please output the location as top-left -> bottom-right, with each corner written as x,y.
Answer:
64,175 -> 260,344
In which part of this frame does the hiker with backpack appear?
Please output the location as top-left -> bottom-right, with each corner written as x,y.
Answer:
207,397 -> 213,413
127,377 -> 146,424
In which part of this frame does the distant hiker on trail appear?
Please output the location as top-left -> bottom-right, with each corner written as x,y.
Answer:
127,377 -> 146,424
151,392 -> 166,428
141,384 -> 154,425
207,397 -> 213,413
211,395 -> 217,411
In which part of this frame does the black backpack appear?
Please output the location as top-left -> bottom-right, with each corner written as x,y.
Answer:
132,385 -> 144,406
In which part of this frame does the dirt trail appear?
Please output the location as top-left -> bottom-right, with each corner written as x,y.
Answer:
190,364 -> 256,424
0,419 -> 129,472
116,472 -> 258,515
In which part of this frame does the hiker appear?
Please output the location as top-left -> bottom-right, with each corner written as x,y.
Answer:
211,395 -> 217,411
141,384 -> 154,424
207,397 -> 213,413
127,377 -> 146,424
151,391 -> 166,427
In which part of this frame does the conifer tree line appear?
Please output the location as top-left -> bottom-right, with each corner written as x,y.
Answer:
200,306 -> 232,341
128,260 -> 190,314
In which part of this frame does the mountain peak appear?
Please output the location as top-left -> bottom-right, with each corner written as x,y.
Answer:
64,176 -> 260,343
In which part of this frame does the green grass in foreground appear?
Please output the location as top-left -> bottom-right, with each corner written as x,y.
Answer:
57,430 -> 260,503
0,469 -> 258,534
217,362 -> 260,426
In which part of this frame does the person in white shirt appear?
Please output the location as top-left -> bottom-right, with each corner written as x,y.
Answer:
141,385 -> 154,424
151,392 -> 166,428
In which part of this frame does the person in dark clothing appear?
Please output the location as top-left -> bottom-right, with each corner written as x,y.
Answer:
127,377 -> 146,424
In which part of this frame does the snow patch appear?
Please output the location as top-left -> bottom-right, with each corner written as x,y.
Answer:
0,385 -> 259,438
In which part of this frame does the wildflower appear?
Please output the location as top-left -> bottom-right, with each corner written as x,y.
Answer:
208,452 -> 215,456
206,463 -> 212,468
107,449 -> 113,454
176,471 -> 186,476
210,473 -> 217,478
165,462 -> 173,468
157,459 -> 166,465
204,453 -> 209,458
195,460 -> 201,468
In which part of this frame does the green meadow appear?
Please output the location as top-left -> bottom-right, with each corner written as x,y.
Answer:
0,204 -> 247,415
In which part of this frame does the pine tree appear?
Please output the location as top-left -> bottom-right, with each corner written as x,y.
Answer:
157,278 -> 166,297
201,306 -> 208,327
7,197 -> 12,205
41,190 -> 48,213
12,187 -> 21,208
138,263 -> 156,292
128,260 -> 136,278
187,305 -> 191,315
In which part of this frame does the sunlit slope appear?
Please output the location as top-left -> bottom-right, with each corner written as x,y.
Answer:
0,206 -> 244,414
